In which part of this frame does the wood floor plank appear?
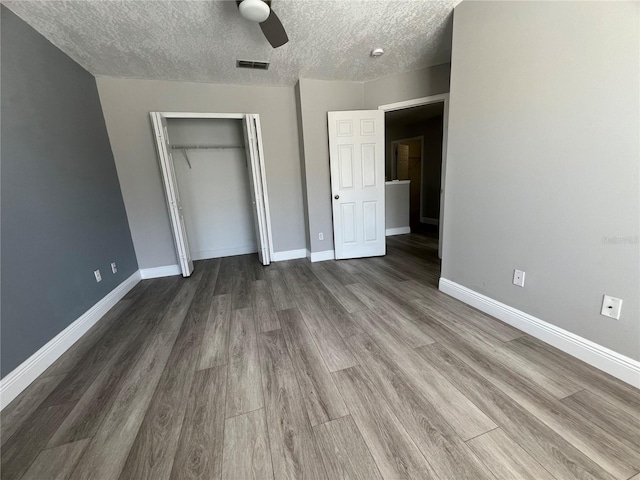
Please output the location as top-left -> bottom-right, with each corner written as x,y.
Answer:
280,262 -> 310,298
279,308 -> 348,426
466,428 -> 556,480
232,255 -> 253,310
345,332 -> 495,480
351,270 -> 423,305
258,329 -> 327,480
69,329 -> 178,480
249,258 -> 266,281
408,283 -> 524,342
265,268 -> 295,311
42,277 -> 181,408
252,279 -> 281,332
123,279 -> 151,301
213,257 -> 236,296
295,294 -> 358,372
169,366 -> 227,480
48,272 -> 199,448
47,324 -> 154,447
198,294 -> 233,370
21,439 -> 89,480
319,261 -> 359,285
41,299 -> 133,377
352,257 -> 410,283
1,374 -> 65,446
119,268 -> 214,480
351,309 -> 496,441
226,307 -> 264,417
414,313 -> 640,479
156,268 -> 204,331
313,415 -> 382,480
0,402 -> 75,480
418,342 -> 617,480
332,366 -> 438,480
222,409 -> 274,480
509,335 -> 640,417
562,389 -> 640,451
295,267 -> 364,341
308,265 -> 367,313
411,297 -> 583,399
348,283 -> 434,348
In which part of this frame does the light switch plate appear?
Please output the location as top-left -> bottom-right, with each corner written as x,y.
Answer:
601,295 -> 622,320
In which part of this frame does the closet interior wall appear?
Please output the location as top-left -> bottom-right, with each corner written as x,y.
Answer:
166,118 -> 258,260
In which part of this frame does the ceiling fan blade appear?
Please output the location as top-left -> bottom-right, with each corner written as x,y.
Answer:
260,9 -> 288,48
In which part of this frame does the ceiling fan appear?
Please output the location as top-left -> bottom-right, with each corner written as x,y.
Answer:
236,0 -> 289,48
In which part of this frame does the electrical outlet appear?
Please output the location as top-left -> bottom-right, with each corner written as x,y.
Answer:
513,269 -> 525,287
318,232 -> 324,241
601,295 -> 622,320
111,262 -> 117,274
94,269 -> 102,282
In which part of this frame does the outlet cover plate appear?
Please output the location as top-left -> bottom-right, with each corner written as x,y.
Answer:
601,295 -> 622,320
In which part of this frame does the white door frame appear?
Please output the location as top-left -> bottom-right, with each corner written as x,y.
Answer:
151,112 -> 275,272
390,136 -> 425,222
379,94 -> 449,259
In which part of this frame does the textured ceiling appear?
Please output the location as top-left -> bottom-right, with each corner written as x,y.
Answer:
5,0 -> 457,85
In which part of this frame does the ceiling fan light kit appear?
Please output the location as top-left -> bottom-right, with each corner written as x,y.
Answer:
239,0 -> 270,23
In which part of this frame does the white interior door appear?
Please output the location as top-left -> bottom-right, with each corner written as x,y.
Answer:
243,114 -> 272,265
328,110 -> 386,259
150,112 -> 194,277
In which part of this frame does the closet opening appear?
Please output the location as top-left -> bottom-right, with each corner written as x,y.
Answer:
151,112 -> 273,277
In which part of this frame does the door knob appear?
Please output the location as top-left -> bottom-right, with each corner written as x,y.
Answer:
334,195 -> 340,200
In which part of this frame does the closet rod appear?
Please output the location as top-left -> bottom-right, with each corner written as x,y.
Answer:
170,144 -> 245,150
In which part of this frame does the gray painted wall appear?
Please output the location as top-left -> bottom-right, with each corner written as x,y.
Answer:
296,65 -> 450,254
1,7 -> 137,377
385,182 -> 410,230
294,82 -> 312,252
443,1 -> 640,360
363,63 -> 450,109
96,78 -> 306,269
297,79 -> 364,253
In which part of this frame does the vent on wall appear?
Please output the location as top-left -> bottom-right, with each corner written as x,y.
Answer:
236,60 -> 270,70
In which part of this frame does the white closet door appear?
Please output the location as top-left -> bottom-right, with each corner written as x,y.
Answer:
328,110 -> 386,259
150,112 -> 194,277
243,115 -> 271,265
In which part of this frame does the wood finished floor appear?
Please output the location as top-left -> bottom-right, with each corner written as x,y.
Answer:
2,233 -> 639,480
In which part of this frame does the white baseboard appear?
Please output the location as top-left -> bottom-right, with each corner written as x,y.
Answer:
438,278 -> 640,389
140,264 -> 181,279
421,217 -> 439,225
386,226 -> 411,236
272,249 -> 307,262
0,271 -> 142,410
192,245 -> 257,261
307,249 -> 335,263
